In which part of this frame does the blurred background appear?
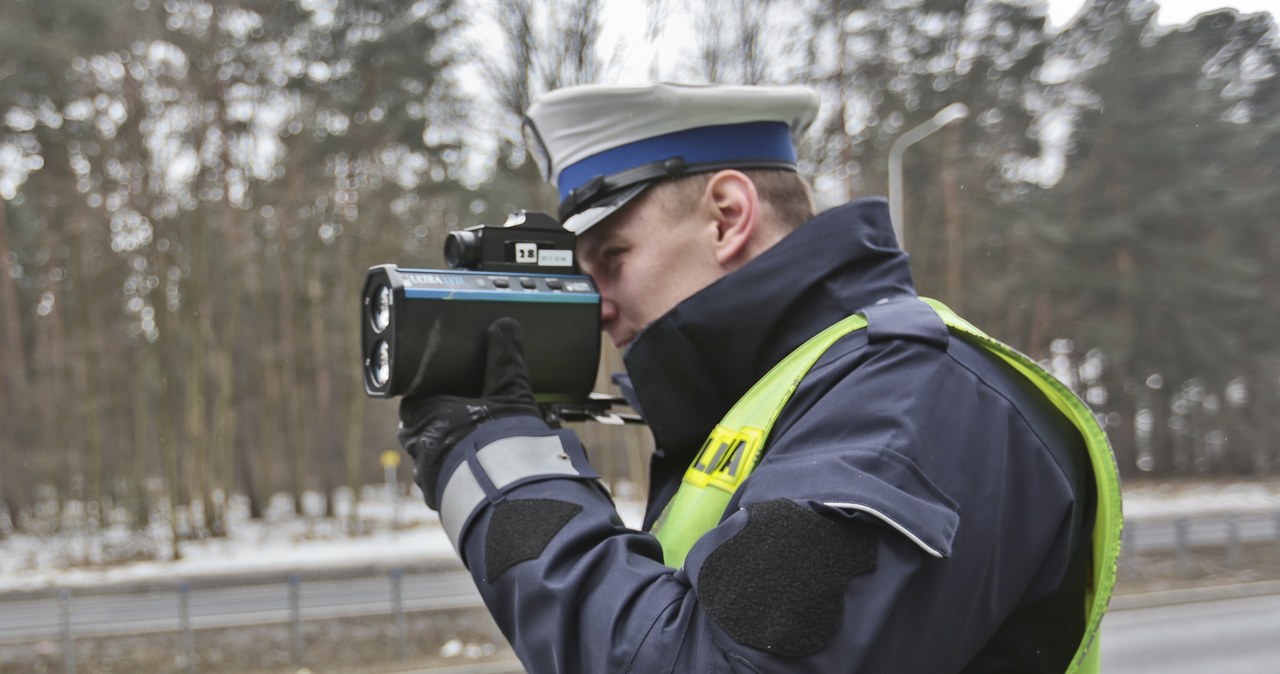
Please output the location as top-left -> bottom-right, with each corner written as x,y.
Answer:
2,0 -> 1278,553
0,1 -> 1278,669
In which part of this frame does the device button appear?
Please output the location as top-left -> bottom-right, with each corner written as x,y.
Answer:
492,277 -> 510,288
520,278 -> 536,289
546,278 -> 562,290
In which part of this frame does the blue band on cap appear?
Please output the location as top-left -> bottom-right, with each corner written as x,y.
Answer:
558,121 -> 797,202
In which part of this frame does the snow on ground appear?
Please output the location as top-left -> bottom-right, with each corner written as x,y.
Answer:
0,484 -> 647,594
1119,479 -> 1280,520
0,479 -> 1277,595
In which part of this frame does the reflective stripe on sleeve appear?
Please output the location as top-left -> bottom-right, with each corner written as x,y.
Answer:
439,434 -> 584,552
823,501 -> 945,559
440,461 -> 486,552
476,435 -> 580,488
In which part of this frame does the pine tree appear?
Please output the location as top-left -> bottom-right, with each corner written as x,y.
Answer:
1032,1 -> 1279,476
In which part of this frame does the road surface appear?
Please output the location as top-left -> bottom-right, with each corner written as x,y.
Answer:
1101,588 -> 1280,673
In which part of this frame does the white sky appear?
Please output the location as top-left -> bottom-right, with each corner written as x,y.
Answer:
457,0 -> 1276,181
593,0 -> 1278,85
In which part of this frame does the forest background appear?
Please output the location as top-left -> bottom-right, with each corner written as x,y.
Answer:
0,0 -> 1277,552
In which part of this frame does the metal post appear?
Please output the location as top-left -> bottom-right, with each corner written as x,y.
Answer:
179,581 -> 194,674
1175,517 -> 1191,577
59,588 -> 76,674
1121,520 -> 1135,579
887,103 -> 969,249
381,450 -> 402,533
1274,510 -> 1280,558
289,574 -> 303,666
391,569 -> 406,659
390,465 -> 400,533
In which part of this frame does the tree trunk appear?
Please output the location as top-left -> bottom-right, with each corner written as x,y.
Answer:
307,273 -> 339,518
0,202 -> 31,534
277,229 -> 305,516
1149,384 -> 1177,475
34,219 -> 70,532
1108,374 -> 1139,480
131,343 -> 153,530
70,204 -> 108,529
183,213 -> 212,538
250,277 -> 280,520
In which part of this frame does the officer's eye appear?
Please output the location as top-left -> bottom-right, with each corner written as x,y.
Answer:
598,246 -> 627,269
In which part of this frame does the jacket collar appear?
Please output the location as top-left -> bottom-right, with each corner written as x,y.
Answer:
623,197 -> 916,473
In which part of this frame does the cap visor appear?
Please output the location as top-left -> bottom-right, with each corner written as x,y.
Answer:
561,182 -> 650,235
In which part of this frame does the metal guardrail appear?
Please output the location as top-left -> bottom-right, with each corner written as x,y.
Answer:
6,510 -> 1280,674
1120,511 -> 1280,579
1,568 -> 495,674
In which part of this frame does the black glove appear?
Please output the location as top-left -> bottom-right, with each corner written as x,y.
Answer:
398,318 -> 540,509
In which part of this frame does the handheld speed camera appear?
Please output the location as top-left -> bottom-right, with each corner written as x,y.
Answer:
360,211 -> 603,405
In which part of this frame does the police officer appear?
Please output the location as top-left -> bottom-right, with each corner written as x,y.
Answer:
398,83 -> 1122,673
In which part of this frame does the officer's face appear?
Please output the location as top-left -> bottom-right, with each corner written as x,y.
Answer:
576,186 -> 726,350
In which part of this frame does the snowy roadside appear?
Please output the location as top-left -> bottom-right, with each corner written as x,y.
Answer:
1,479 -> 1277,595
1118,479 -> 1280,520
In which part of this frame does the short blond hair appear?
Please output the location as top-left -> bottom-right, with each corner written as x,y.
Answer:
655,169 -> 815,232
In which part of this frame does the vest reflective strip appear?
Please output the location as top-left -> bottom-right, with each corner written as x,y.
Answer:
921,299 -> 1122,674
651,298 -> 1122,673
650,314 -> 868,568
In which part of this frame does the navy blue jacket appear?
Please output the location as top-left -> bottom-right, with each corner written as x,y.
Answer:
436,198 -> 1090,672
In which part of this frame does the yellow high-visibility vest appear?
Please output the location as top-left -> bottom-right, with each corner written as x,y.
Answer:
652,298 -> 1122,673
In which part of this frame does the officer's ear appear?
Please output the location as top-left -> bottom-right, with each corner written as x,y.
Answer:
704,170 -> 760,268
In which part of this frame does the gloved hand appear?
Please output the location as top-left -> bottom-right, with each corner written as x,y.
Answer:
398,318 -> 541,509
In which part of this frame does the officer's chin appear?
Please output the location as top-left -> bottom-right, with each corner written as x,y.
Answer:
606,327 -> 635,351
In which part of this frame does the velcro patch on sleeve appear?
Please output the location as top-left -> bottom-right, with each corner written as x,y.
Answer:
484,499 -> 583,581
695,499 -> 877,658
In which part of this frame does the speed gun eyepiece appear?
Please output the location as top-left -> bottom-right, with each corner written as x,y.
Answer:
442,211 -> 577,273
443,229 -> 480,269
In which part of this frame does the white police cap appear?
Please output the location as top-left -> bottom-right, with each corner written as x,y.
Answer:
523,82 -> 820,235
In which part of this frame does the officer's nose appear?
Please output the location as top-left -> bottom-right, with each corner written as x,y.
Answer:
599,298 -> 618,326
